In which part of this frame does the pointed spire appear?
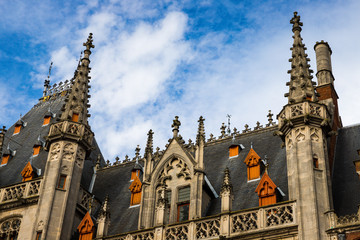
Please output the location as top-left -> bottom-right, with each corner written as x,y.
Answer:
95,154 -> 101,170
171,116 -> 181,138
60,33 -> 94,125
98,195 -> 110,220
285,12 -> 317,104
196,116 -> 205,146
145,129 -> 154,157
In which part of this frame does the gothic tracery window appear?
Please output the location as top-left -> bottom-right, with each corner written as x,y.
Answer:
0,218 -> 21,240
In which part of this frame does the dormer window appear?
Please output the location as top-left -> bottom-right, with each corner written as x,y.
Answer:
129,175 -> 142,206
229,145 -> 239,158
33,145 -> 41,156
244,148 -> 261,181
13,125 -> 21,135
21,162 -> 36,182
255,172 -> 277,207
1,154 -> 9,165
72,113 -> 79,122
43,116 -> 51,126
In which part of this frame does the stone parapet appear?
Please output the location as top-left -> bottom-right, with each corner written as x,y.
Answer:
100,201 -> 297,240
278,101 -> 331,136
0,178 -> 42,209
47,121 -> 94,152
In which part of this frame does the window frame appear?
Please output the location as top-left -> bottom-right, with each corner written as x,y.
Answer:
57,175 -> 67,189
42,116 -> 51,126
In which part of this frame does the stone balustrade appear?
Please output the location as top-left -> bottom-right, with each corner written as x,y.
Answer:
0,178 -> 42,205
102,201 -> 297,240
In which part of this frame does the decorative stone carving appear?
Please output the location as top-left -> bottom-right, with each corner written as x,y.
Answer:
157,158 -> 191,185
75,147 -> 86,167
50,143 -> 61,161
310,128 -> 320,142
310,103 -> 322,117
0,218 -> 21,238
286,131 -> 293,149
295,127 -> 305,142
196,218 -> 221,239
231,212 -> 258,233
291,104 -> 303,117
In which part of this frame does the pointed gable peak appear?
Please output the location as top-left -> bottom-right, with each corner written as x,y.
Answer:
285,12 -> 318,104
255,172 -> 277,195
21,162 -> 36,182
77,211 -> 94,233
244,147 -> 261,165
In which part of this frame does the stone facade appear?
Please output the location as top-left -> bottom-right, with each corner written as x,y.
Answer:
0,12 -> 360,240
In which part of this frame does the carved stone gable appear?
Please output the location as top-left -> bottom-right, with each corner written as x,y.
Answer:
157,158 -> 191,186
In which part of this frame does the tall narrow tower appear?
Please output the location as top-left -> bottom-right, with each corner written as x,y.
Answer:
32,34 -> 95,240
314,41 -> 342,171
277,12 -> 332,240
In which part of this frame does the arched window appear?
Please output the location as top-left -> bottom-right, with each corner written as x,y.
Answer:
0,218 -> 21,240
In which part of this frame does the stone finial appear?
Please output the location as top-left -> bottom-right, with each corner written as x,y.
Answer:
172,116 -> 181,138
208,134 -> 215,142
221,168 -> 233,195
145,129 -> 154,157
115,156 -> 120,165
196,116 -> 205,145
106,160 -> 110,167
124,155 -> 129,162
220,123 -> 226,138
263,155 -> 269,174
254,121 -> 263,130
83,33 -> 95,58
243,124 -> 251,133
286,12 -> 317,104
98,195 -> 110,219
266,110 -> 275,127
233,127 -> 239,135
95,154 -> 101,170
290,12 -> 303,32
135,145 -> 141,160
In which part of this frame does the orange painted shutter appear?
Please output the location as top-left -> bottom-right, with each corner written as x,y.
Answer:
72,113 -> 79,122
43,116 -> 51,125
248,165 -> 260,180
1,155 -> 9,165
14,125 -> 21,134
33,146 -> 41,156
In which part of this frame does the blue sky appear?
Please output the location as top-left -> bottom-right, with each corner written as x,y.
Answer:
1,0 -> 360,161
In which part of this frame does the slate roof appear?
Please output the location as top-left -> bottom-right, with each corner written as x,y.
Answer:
92,161 -> 143,235
332,124 -> 360,216
0,96 -> 103,191
92,126 -> 289,236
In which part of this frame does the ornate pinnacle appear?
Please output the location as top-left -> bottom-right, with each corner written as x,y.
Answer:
286,12 -> 317,104
145,129 -> 154,156
135,145 -> 141,160
266,110 -> 275,127
172,116 -> 181,138
196,116 -> 205,145
220,168 -> 233,195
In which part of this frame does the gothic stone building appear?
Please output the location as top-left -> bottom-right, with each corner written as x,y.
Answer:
0,12 -> 359,240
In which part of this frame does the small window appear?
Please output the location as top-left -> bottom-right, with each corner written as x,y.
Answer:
33,146 -> 41,156
1,155 -> 9,165
313,155 -> 319,169
43,116 -> 51,126
13,125 -> 21,135
229,145 -> 239,158
36,231 -> 42,240
71,113 -> 79,122
244,148 -> 261,181
57,175 -> 67,189
129,176 -> 142,206
177,186 -> 190,222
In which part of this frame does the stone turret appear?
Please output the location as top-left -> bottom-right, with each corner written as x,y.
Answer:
277,13 -> 333,240
32,33 -> 95,240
